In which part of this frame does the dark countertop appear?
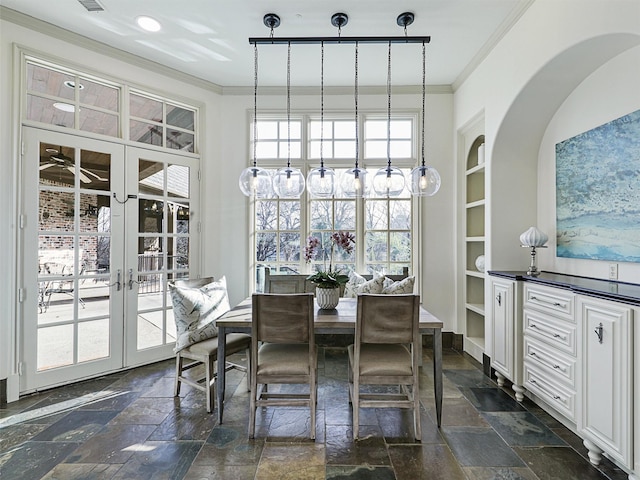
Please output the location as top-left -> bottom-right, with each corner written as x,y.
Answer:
488,270 -> 640,306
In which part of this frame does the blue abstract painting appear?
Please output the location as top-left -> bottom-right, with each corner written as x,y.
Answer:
556,109 -> 640,263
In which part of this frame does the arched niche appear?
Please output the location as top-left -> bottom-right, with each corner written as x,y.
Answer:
489,33 -> 640,271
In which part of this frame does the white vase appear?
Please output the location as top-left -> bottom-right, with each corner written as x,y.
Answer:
475,255 -> 485,273
316,287 -> 340,310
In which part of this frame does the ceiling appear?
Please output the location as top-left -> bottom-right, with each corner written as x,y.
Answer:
1,0 -> 531,88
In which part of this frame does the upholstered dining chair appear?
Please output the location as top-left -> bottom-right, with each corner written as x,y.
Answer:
348,293 -> 422,440
249,293 -> 317,439
169,277 -> 251,413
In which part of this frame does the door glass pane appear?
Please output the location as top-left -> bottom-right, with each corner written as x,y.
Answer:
139,160 -> 165,193
28,95 -> 75,128
138,310 -> 165,350
168,202 -> 189,234
79,109 -> 119,138
79,78 -> 119,111
38,324 -> 74,370
139,200 -> 164,233
78,320 -> 110,362
130,93 -> 163,121
131,120 -> 162,145
39,144 -> 76,187
39,190 -> 75,231
168,237 -> 189,270
167,104 -> 194,130
167,164 -> 189,198
27,63 -> 75,99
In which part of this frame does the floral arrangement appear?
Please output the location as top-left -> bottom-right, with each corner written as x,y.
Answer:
305,231 -> 355,289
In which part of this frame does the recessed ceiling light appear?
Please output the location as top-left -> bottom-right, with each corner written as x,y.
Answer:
53,102 -> 76,112
136,16 -> 161,32
63,80 -> 84,90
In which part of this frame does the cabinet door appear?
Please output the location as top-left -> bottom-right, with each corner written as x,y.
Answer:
491,279 -> 513,379
579,296 -> 633,469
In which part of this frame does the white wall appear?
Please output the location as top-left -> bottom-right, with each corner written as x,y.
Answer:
538,45 -> 640,282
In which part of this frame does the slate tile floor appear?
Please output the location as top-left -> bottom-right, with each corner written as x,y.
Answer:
0,348 -> 630,480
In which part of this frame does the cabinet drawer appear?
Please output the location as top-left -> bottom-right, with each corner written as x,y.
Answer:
524,309 -> 577,356
524,336 -> 576,387
524,363 -> 576,421
524,284 -> 574,320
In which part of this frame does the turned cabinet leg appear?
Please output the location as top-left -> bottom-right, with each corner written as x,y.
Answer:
512,384 -> 525,402
495,372 -> 505,387
583,438 -> 603,465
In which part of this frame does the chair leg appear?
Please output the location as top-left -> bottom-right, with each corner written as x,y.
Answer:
248,378 -> 257,438
174,355 -> 183,397
205,355 -> 214,413
413,381 -> 421,440
310,370 -> 317,440
352,378 -> 359,440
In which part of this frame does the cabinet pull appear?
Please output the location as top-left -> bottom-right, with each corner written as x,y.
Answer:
530,295 -> 566,308
528,379 -> 564,402
528,352 -> 566,372
496,292 -> 501,307
529,323 -> 567,341
594,322 -> 604,344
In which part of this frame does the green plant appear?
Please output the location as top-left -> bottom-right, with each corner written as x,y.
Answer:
305,231 -> 355,289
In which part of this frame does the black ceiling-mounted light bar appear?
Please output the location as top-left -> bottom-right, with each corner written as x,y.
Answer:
249,12 -> 430,45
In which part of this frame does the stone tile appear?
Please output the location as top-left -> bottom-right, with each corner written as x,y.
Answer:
442,426 -> 525,467
183,464 -> 258,479
200,424 -> 264,466
423,396 -> 490,428
325,402 -> 377,427
64,424 -> 157,464
109,397 -> 177,425
325,465 -> 396,480
149,406 -> 218,441
40,463 -> 124,479
254,443 -> 325,480
0,441 -> 80,480
376,407 -> 423,444
443,369 -> 496,388
388,444 -> 466,480
0,422 -> 48,452
325,424 -> 390,466
462,466 -> 541,480
32,409 -> 118,442
77,391 -> 141,412
513,446 -> 611,480
481,412 -> 566,447
460,387 -> 527,412
266,407 -> 317,441
110,440 -> 202,480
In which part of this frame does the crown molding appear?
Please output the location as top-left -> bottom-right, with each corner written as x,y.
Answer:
0,6 -> 224,94
452,0 -> 534,92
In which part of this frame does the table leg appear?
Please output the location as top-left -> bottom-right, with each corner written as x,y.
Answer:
433,328 -> 442,428
217,326 -> 227,423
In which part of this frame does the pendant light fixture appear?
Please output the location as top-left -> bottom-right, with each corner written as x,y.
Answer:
239,25 -> 274,198
307,41 -> 336,198
372,39 -> 406,197
409,40 -> 441,197
273,41 -> 306,199
340,17 -> 368,198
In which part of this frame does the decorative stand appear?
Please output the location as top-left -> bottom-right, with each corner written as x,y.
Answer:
522,245 -> 547,276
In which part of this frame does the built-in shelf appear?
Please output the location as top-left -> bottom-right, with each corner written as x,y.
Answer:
462,128 -> 486,364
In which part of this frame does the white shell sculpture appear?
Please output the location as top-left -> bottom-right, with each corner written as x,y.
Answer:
520,227 -> 548,247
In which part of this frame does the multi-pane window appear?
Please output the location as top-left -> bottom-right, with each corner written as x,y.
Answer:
23,57 -> 198,154
252,114 -> 416,290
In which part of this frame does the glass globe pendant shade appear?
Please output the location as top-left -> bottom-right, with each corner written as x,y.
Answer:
273,166 -> 305,198
307,166 -> 336,198
341,167 -> 369,198
238,166 -> 273,198
372,166 -> 406,197
409,165 -> 441,197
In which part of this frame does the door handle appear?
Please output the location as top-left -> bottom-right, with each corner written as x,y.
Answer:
496,292 -> 501,306
594,322 -> 603,344
128,268 -> 134,290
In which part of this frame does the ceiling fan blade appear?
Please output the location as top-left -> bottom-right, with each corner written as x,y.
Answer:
39,163 -> 56,170
79,166 -> 108,182
67,166 -> 92,183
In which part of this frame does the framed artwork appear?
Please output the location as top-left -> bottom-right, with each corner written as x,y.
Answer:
556,109 -> 640,262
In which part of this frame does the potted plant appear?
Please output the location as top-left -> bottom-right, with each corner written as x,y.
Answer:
305,231 -> 355,309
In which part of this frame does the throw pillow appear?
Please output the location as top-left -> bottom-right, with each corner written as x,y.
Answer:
343,271 -> 366,298
169,276 -> 231,353
355,272 -> 385,295
382,275 -> 415,294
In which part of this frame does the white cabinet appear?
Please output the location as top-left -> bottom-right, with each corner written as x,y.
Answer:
489,276 -> 524,400
578,296 -> 634,470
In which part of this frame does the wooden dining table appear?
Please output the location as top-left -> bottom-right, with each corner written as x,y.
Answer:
215,296 -> 444,427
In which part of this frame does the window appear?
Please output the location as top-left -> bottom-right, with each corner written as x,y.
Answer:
252,113 -> 417,291
24,57 -> 198,154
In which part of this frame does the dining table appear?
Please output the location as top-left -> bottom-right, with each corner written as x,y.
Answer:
215,296 -> 444,427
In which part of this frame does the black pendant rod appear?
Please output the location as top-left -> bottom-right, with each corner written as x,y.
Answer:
249,35 -> 430,45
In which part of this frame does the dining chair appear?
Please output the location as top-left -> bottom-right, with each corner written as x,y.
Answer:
249,293 -> 317,439
348,293 -> 422,440
170,277 -> 251,413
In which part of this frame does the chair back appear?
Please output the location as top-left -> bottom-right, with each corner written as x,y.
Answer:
263,268 -> 315,294
356,294 -> 420,345
173,277 -> 214,289
252,293 -> 314,344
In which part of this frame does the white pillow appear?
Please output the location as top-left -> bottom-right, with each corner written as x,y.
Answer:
382,275 -> 415,294
356,272 -> 386,295
169,276 -> 231,353
343,271 -> 366,298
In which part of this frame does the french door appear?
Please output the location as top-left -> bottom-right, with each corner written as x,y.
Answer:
22,128 -> 199,392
